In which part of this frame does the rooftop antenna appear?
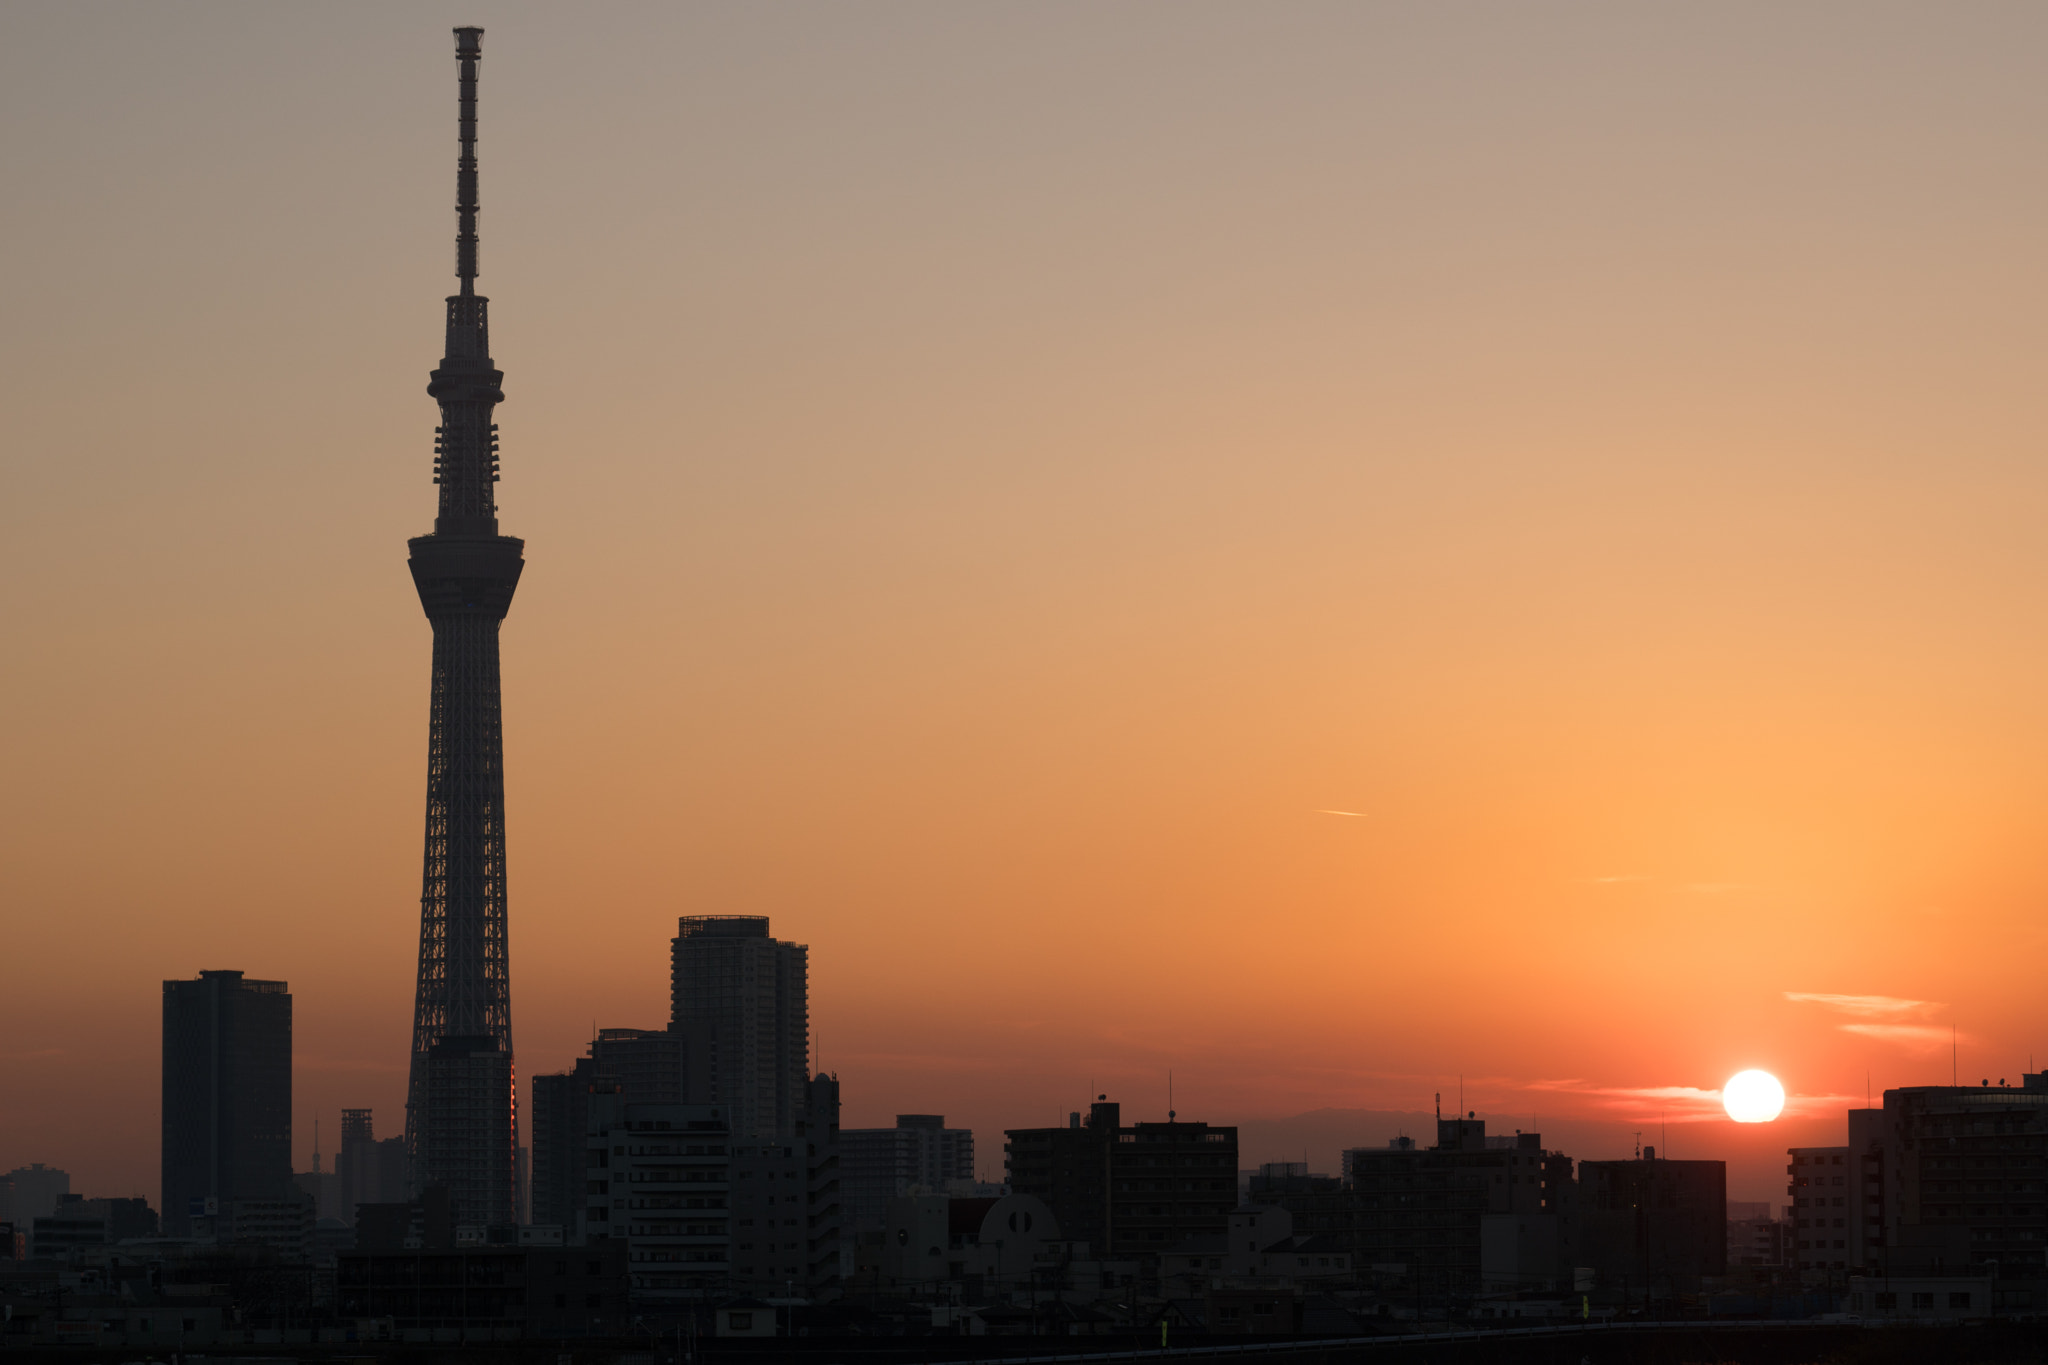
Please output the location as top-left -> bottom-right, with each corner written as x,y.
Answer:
313,1116 -> 322,1175
1953,1024 -> 1958,1087
1168,1069 -> 1175,1121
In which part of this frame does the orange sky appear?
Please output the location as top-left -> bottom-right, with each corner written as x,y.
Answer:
6,2 -> 2048,1210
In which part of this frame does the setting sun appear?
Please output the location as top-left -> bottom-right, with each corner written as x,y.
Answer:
1723,1070 -> 1786,1124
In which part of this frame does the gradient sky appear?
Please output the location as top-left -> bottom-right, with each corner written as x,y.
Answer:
6,1 -> 2048,1209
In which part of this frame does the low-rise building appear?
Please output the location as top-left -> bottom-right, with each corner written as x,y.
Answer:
878,1192 -> 1060,1287
335,1242 -> 628,1338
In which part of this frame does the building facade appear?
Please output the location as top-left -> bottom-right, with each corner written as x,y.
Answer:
161,970 -> 292,1237
585,1094 -> 734,1302
841,1114 -> 976,1229
1788,1143 -> 1853,1271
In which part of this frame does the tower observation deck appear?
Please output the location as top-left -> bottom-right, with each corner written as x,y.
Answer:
403,25 -> 522,1225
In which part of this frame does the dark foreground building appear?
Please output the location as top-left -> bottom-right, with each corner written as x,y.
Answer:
403,25 -> 525,1226
336,1241 -> 627,1338
1245,1116 -> 1574,1291
161,970 -> 292,1237
1578,1148 -> 1727,1287
1005,1098 -> 1238,1256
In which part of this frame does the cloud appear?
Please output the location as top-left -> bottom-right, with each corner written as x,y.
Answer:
1520,1080 -> 1729,1121
1517,1078 -> 1850,1122
1784,993 -> 1939,1018
1840,1024 -> 1953,1049
1316,809 -> 1368,818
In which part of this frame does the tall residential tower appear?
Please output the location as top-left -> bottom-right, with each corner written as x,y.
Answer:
161,971 -> 293,1237
670,916 -> 809,1139
402,25 -> 524,1225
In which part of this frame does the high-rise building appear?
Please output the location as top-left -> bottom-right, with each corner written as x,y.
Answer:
841,1115 -> 976,1229
337,1109 -> 408,1224
402,26 -> 525,1227
530,1059 -> 597,1235
161,970 -> 292,1237
669,917 -> 809,1139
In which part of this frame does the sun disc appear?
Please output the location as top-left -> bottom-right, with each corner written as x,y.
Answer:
1723,1069 -> 1785,1123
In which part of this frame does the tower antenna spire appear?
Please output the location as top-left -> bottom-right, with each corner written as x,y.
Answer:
454,26 -> 483,294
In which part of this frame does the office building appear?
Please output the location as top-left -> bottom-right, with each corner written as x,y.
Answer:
1005,1098 -> 1239,1257
841,1114 -> 976,1229
161,970 -> 292,1237
669,916 -> 809,1140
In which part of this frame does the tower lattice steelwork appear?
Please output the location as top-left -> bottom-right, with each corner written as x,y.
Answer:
403,24 -> 522,1225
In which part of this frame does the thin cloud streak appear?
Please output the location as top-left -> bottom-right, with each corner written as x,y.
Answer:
1518,1078 -> 1850,1121
1316,809 -> 1369,818
1841,1023 -> 1954,1048
1785,992 -> 1939,1018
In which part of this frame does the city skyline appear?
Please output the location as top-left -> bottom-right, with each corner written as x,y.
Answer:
10,2 -> 2048,1219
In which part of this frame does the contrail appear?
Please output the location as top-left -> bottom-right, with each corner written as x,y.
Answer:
1317,809 -> 1369,818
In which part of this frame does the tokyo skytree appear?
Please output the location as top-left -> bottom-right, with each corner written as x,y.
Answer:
402,25 -> 522,1224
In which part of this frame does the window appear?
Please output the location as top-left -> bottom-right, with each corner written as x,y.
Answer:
729,1312 -> 753,1331
1913,1293 -> 1934,1309
1949,1292 -> 1972,1309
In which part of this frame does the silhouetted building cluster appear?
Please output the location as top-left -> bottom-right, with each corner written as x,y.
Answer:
1005,1098 -> 1240,1256
34,18 -> 2048,1352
